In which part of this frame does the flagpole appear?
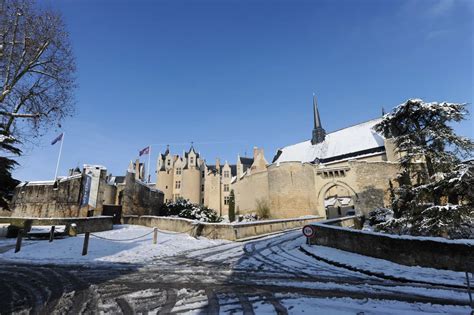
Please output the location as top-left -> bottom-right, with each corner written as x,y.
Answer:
54,133 -> 65,180
147,145 -> 151,183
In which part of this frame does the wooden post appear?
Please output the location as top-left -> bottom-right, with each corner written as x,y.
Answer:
14,229 -> 23,253
153,228 -> 158,244
82,232 -> 90,256
467,272 -> 473,310
49,226 -> 55,242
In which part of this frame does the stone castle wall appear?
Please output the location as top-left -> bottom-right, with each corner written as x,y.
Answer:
121,172 -> 164,216
234,170 -> 268,216
267,163 -> 320,218
10,175 -> 87,217
234,153 -> 400,219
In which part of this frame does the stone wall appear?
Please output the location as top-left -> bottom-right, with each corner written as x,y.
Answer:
234,156 -> 400,219
123,215 -> 323,241
121,172 -> 164,215
0,216 -> 114,234
233,170 -> 268,216
307,217 -> 474,272
268,163 -> 320,218
350,161 -> 400,215
10,175 -> 86,217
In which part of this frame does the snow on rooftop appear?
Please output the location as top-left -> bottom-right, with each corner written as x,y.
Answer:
274,118 -> 385,164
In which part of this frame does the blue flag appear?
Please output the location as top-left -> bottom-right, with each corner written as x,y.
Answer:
51,133 -> 63,145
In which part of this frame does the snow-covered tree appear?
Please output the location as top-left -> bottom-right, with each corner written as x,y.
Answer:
374,99 -> 473,238
376,99 -> 472,175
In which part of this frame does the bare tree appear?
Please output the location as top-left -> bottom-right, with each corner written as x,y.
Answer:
0,0 -> 76,144
0,0 -> 75,210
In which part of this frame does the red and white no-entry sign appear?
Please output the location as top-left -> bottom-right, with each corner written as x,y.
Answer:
302,225 -> 316,238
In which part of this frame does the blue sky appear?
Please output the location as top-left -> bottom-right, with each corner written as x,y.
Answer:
13,0 -> 473,181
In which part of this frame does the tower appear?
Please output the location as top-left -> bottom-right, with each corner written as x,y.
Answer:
311,94 -> 326,145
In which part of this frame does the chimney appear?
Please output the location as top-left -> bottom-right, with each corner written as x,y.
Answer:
216,158 -> 221,172
135,159 -> 140,179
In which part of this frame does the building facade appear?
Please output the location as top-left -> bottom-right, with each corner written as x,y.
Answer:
155,146 -> 264,217
232,96 -> 401,219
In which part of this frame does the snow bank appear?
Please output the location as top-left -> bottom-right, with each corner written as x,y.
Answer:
0,225 -> 229,265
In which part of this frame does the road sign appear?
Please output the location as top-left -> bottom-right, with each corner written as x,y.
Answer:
302,225 -> 316,238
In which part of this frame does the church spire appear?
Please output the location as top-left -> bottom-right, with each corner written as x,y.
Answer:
311,94 -> 326,145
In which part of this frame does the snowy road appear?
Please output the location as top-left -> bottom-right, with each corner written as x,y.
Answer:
0,229 -> 472,314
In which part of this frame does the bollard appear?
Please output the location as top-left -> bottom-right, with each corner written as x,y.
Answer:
69,223 -> 77,237
15,229 -> 23,253
49,226 -> 55,242
153,228 -> 158,244
82,232 -> 90,256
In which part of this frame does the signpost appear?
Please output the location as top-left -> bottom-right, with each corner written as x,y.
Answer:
302,225 -> 316,245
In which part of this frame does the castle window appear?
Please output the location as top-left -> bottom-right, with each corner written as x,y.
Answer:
175,181 -> 181,189
201,198 -> 204,204
201,184 -> 204,192
176,168 -> 182,175
202,170 -> 205,178
224,196 -> 230,205
190,157 -> 194,165
167,160 -> 171,166
224,184 -> 229,192
174,194 -> 181,201
223,170 -> 230,178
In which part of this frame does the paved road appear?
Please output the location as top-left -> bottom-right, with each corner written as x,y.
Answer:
0,231 -> 471,314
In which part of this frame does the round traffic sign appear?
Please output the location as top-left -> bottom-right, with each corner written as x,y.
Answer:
302,225 -> 315,238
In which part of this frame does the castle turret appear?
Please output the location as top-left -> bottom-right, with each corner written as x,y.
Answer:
311,94 -> 326,145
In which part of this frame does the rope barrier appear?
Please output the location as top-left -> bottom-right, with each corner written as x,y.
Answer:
90,230 -> 155,242
89,226 -> 196,242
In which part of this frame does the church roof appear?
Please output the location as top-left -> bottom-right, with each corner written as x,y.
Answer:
272,118 -> 385,164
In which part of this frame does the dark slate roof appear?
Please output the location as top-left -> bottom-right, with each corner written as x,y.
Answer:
115,176 -> 126,184
229,165 -> 237,177
239,157 -> 254,166
206,164 -> 237,176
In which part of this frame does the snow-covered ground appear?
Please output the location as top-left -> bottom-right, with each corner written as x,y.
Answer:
0,227 -> 472,314
0,224 -> 229,265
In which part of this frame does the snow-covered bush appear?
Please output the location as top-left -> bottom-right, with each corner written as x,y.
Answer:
367,208 -> 393,226
179,205 -> 223,223
160,199 -> 223,223
238,213 -> 259,222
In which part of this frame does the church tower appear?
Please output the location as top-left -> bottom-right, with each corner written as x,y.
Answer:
311,94 -> 326,145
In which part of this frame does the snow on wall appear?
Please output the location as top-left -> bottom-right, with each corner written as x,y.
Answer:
274,118 -> 385,164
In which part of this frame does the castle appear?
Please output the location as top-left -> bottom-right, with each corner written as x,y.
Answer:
156,145 -> 267,217
233,95 -> 400,219
156,96 -> 400,219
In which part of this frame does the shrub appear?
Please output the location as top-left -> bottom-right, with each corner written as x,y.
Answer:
160,199 -> 223,223
255,198 -> 270,219
228,190 -> 236,222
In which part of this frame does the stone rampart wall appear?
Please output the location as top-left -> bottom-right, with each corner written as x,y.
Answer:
123,215 -> 323,241
307,216 -> 474,272
0,216 -> 114,234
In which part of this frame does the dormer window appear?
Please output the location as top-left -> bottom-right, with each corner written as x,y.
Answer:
190,157 -> 194,165
176,168 -> 182,175
223,170 -> 230,178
